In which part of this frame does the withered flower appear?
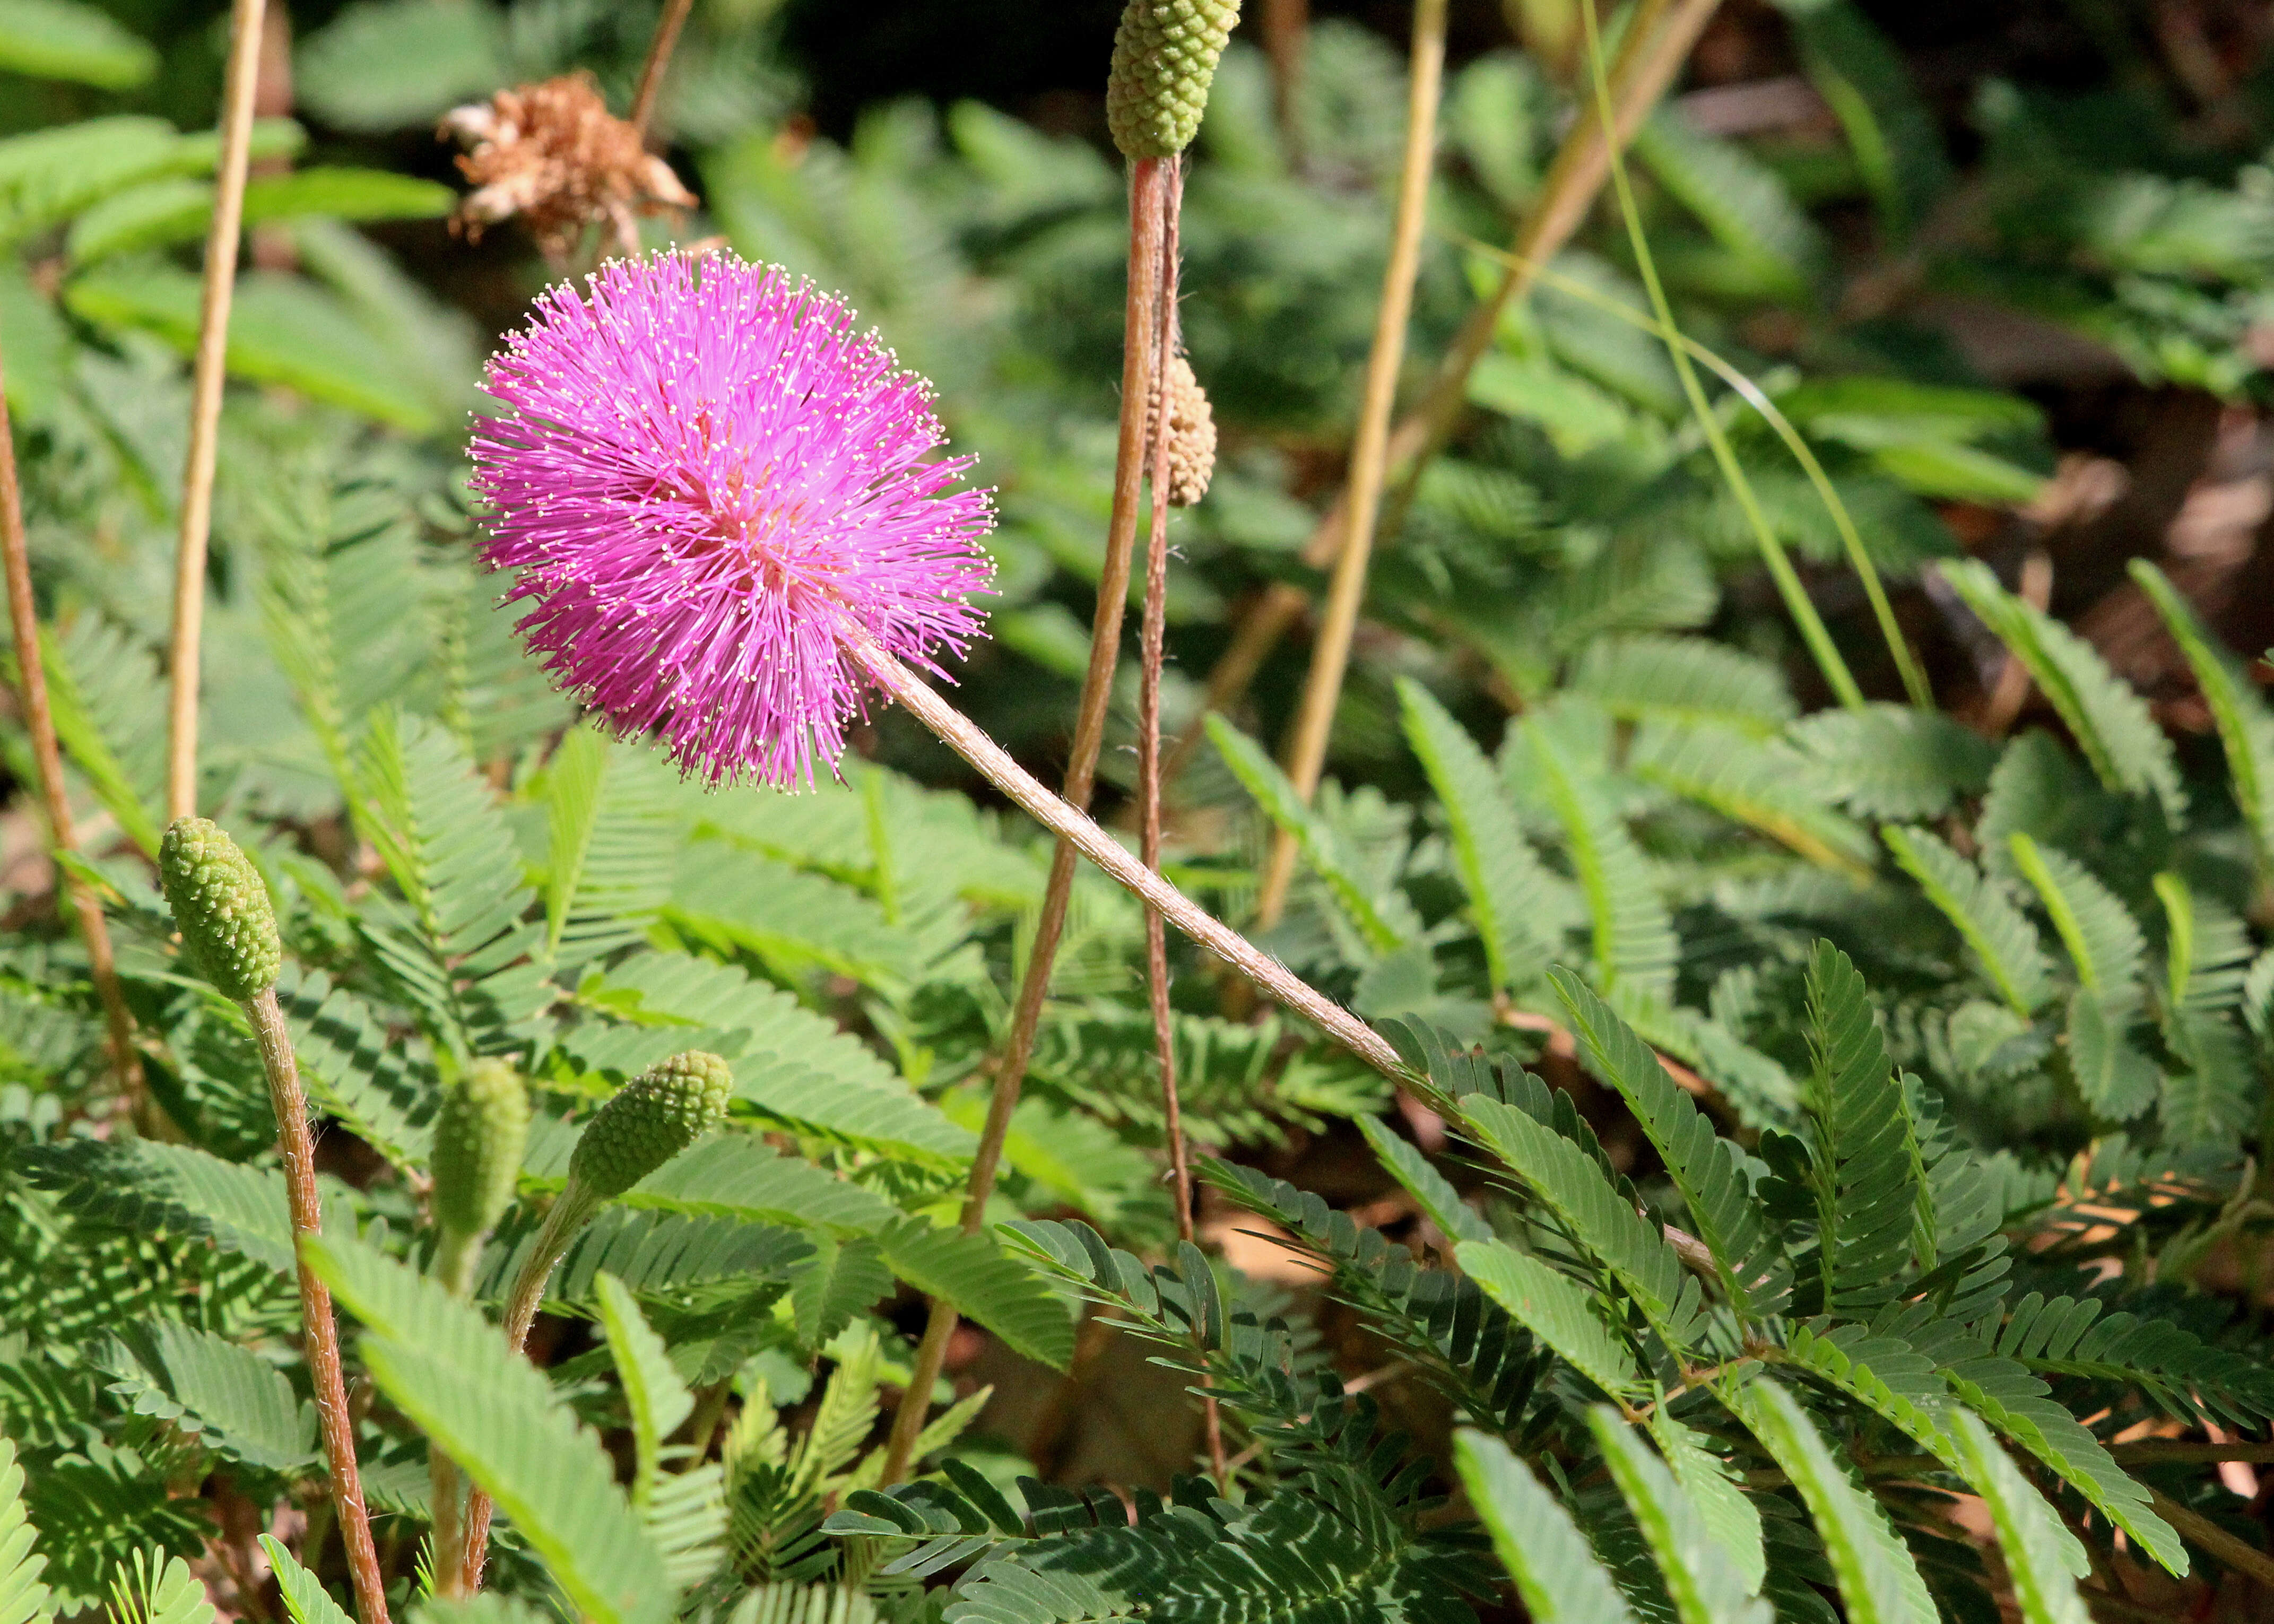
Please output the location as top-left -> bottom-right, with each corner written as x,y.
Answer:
440,74 -> 697,259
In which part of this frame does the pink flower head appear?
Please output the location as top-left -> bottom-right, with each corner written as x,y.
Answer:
469,250 -> 994,786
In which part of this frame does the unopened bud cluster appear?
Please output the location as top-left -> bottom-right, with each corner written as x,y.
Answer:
1146,355 -> 1217,507
568,1050 -> 733,1201
159,818 -> 281,1002
432,1059 -> 531,1238
1105,0 -> 1240,159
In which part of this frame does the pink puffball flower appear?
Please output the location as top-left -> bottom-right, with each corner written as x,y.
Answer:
468,250 -> 995,787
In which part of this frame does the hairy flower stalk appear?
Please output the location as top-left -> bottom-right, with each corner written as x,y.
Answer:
158,819 -> 389,1624
457,1050 -> 730,1591
426,1058 -> 529,1596
1135,168 -> 1228,1489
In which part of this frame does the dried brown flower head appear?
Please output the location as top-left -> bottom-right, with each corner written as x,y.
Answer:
1145,354 -> 1217,507
440,74 -> 697,259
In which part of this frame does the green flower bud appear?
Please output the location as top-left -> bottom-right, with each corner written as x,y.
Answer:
158,817 -> 282,1002
567,1051 -> 732,1202
1105,0 -> 1240,160
432,1059 -> 531,1239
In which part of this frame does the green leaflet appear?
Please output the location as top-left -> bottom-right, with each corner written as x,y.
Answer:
538,725 -> 679,968
2006,835 -> 2145,1003
1396,678 -> 1557,992
1786,702 -> 1995,821
1460,1095 -> 1708,1354
100,1321 -> 316,1471
1722,1375 -> 1937,1624
1453,1429 -> 1637,1623
306,1234 -> 672,1624
1802,943 -> 1931,1312
1520,710 -> 1677,1000
1554,970 -> 1789,1318
1946,1412 -> 2092,1624
2131,560 -> 2274,878
0,1436 -> 51,1624
1455,1238 -> 1644,1400
107,1553 -> 214,1624
1939,559 -> 2184,823
881,1220 -> 1075,1371
1565,632 -> 1794,736
571,952 -> 975,1169
1356,1114 -> 1489,1244
624,1132 -> 898,1236
1628,718 -> 1876,876
1207,713 -> 1412,953
1589,1409 -> 1770,1624
258,1538 -> 352,1624
1644,1408 -> 1767,1598
1882,825 -> 2053,1014
593,1274 -> 696,1511
1938,1346 -> 2187,1577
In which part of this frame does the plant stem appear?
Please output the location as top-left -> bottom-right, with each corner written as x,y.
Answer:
457,1184 -> 594,1592
247,987 -> 388,1624
426,1227 -> 481,1597
1254,0 -> 1448,930
627,0 -> 696,141
1134,163 -> 1227,1491
1579,0 -> 1864,709
852,636 -> 1407,1081
879,154 -> 1173,1488
2149,1488 -> 2274,1589
1160,0 -> 1721,788
0,336 -> 147,1125
166,0 -> 267,822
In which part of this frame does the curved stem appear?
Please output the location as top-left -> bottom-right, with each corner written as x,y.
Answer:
0,336 -> 147,1126
879,155 -> 1173,1489
851,637 -> 1406,1081
248,989 -> 388,1624
1255,0 -> 1448,929
427,1228 -> 481,1596
1161,0 -> 1722,788
166,0 -> 267,820
1579,0 -> 1864,709
457,1184 -> 594,1592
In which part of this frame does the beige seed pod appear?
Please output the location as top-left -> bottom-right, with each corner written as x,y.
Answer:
1145,354 -> 1217,507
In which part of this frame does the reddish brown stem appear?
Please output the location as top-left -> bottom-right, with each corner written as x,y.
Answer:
1134,164 -> 1227,1491
879,154 -> 1174,1489
251,988 -> 389,1624
0,330 -> 147,1124
627,0 -> 695,141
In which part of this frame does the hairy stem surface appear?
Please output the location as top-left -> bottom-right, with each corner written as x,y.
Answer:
249,988 -> 388,1624
166,0 -> 267,820
879,154 -> 1173,1487
0,338 -> 145,1124
854,638 -> 1405,1080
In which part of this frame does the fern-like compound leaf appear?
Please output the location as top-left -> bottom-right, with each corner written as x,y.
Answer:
1803,943 -> 1931,1313
1940,559 -> 2184,822
1882,825 -> 2052,1014
1453,1429 -> 1637,1623
1723,1375 -> 1937,1624
1397,678 -> 1557,993
1946,1412 -> 2092,1624
1553,970 -> 1790,1319
1588,1408 -> 1771,1624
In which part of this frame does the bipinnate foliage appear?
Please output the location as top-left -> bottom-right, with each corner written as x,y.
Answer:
8,1 -> 2274,1619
